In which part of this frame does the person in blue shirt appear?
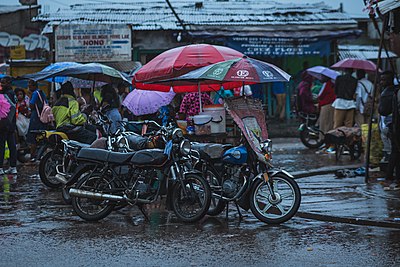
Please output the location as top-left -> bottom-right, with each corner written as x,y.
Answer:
27,79 -> 49,162
272,82 -> 286,122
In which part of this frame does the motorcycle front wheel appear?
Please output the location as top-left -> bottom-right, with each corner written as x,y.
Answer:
299,127 -> 324,149
39,150 -> 64,188
250,173 -> 301,224
171,174 -> 211,223
71,172 -> 115,221
205,169 -> 227,216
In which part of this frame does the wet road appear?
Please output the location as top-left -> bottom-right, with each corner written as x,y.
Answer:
1,139 -> 400,266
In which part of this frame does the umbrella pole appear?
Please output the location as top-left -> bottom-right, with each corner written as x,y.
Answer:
365,14 -> 387,184
198,82 -> 202,113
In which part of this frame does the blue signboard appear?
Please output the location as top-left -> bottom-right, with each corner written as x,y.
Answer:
227,37 -> 331,57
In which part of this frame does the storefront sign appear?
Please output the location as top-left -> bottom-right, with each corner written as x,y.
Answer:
55,24 -> 131,62
227,37 -> 330,57
10,45 -> 26,60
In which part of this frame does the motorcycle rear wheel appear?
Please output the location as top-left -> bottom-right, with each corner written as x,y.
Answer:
39,150 -> 64,188
250,173 -> 301,224
71,172 -> 115,221
171,174 -> 211,223
299,128 -> 324,149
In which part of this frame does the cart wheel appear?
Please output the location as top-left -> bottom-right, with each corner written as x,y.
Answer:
335,144 -> 344,161
350,140 -> 362,160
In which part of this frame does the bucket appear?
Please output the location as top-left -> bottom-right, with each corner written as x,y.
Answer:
201,104 -> 226,134
193,114 -> 212,135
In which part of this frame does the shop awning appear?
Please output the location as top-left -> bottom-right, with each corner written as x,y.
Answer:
377,0 -> 400,14
102,61 -> 142,74
338,44 -> 398,60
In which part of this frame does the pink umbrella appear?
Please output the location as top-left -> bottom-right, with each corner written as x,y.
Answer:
0,94 -> 11,119
331,58 -> 377,72
122,88 -> 176,116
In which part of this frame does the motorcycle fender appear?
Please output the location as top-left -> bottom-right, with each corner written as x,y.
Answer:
298,123 -> 306,132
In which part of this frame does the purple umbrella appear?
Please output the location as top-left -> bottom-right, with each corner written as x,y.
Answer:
122,88 -> 176,116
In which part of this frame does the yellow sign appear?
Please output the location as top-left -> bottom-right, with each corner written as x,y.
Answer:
10,45 -> 26,60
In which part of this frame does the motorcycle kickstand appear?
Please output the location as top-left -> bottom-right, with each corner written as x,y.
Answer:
137,204 -> 149,222
234,202 -> 243,220
225,202 -> 229,220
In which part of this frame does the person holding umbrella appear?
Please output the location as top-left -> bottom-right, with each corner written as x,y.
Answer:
332,68 -> 357,128
100,84 -> 122,134
317,75 -> 336,143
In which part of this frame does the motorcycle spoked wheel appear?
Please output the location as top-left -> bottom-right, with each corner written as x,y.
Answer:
39,150 -> 64,188
205,169 -> 227,216
171,174 -> 211,223
250,174 -> 301,224
299,128 -> 324,149
71,172 -> 116,221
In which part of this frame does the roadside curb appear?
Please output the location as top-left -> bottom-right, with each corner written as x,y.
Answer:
291,164 -> 362,178
296,212 -> 400,229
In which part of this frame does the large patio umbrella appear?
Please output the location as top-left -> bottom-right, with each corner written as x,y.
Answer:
331,58 -> 377,72
152,56 -> 291,111
306,66 -> 340,80
133,43 -> 243,93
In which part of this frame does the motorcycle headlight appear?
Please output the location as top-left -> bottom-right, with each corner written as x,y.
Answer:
180,140 -> 191,156
172,128 -> 184,143
260,139 -> 272,160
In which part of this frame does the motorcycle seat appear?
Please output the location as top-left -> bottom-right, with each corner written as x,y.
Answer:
191,143 -> 233,160
66,140 -> 91,148
130,149 -> 168,166
77,148 -> 132,163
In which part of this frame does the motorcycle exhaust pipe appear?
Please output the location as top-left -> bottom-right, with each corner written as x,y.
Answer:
69,188 -> 126,201
54,174 -> 68,185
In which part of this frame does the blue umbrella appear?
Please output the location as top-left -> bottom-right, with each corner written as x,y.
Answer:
41,62 -> 84,83
19,62 -> 129,85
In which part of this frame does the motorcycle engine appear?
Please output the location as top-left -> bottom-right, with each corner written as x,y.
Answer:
222,166 -> 242,198
133,170 -> 158,197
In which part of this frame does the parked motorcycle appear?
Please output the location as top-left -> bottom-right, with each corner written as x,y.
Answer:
192,98 -> 301,224
297,112 -> 324,149
67,122 -> 211,223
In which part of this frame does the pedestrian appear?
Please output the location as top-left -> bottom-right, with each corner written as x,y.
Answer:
332,68 -> 357,128
100,84 -> 122,134
77,87 -> 98,116
0,76 -> 17,175
317,75 -> 336,148
14,87 -> 31,140
272,82 -> 286,122
52,81 -> 97,144
297,72 -> 316,114
27,79 -> 49,162
355,69 -> 374,127
378,71 -> 400,190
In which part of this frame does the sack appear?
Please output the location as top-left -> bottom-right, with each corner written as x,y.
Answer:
16,114 -> 30,137
362,95 -> 373,115
359,82 -> 373,115
35,91 -> 54,124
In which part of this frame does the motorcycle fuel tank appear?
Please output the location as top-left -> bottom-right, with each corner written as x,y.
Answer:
221,146 -> 247,165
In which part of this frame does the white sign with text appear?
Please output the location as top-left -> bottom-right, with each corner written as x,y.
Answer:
55,24 -> 131,62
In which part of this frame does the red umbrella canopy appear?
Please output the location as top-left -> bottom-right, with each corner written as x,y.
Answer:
133,44 -> 243,92
331,58 -> 377,72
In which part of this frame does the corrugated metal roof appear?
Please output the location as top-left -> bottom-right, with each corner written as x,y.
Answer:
34,0 -> 357,31
338,44 -> 398,60
377,0 -> 400,14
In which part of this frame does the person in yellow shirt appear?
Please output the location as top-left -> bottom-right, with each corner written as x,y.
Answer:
52,82 -> 96,144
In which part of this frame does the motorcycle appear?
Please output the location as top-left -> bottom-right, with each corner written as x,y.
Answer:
297,112 -> 324,149
193,98 -> 301,224
67,121 -> 212,223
